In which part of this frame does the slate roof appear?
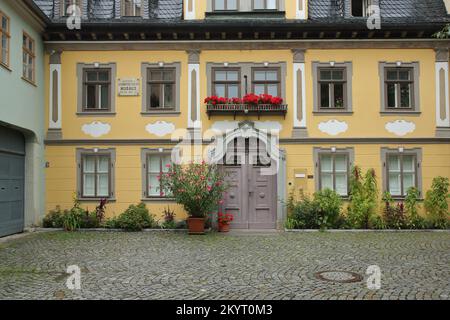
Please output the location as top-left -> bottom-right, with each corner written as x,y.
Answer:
309,0 -> 449,24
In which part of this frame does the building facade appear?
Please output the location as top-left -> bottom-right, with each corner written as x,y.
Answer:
36,0 -> 450,229
0,0 -> 48,236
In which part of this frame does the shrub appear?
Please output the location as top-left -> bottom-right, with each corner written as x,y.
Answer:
62,208 -> 83,231
404,187 -> 427,229
381,194 -> 408,230
114,203 -> 156,231
160,207 -> 177,229
424,176 -> 450,229
285,189 -> 344,230
347,166 -> 378,229
42,206 -> 65,228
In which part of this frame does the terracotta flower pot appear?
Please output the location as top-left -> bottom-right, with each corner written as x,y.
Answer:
218,223 -> 230,233
187,217 -> 205,235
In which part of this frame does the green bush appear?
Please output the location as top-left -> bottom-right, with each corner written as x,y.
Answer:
347,167 -> 378,229
114,203 -> 156,231
404,187 -> 427,229
424,176 -> 450,229
285,189 -> 344,230
42,206 -> 65,228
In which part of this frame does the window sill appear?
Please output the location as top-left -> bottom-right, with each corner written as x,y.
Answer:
141,111 -> 181,116
141,197 -> 176,202
22,77 -> 37,87
78,198 -> 116,202
313,111 -> 353,115
76,112 -> 116,116
380,111 -> 421,115
0,62 -> 11,72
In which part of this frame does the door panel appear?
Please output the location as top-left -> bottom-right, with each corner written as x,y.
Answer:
0,152 -> 25,237
223,166 -> 248,229
248,166 -> 277,229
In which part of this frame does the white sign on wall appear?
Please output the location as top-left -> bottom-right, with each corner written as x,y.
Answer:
118,78 -> 140,96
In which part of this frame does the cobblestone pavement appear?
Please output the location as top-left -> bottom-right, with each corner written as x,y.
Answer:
0,231 -> 449,300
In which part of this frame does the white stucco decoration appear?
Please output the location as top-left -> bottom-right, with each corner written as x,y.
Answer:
318,120 -> 348,136
385,120 -> 416,136
81,121 -> 111,138
145,121 -> 176,137
211,121 -> 282,135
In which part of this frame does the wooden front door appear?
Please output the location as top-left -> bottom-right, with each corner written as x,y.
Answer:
222,160 -> 277,229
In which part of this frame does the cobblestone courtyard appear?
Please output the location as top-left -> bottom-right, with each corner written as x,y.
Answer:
0,231 -> 449,300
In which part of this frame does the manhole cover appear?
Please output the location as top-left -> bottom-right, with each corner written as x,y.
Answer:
315,270 -> 363,283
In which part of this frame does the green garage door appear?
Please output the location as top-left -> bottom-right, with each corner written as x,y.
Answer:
0,126 -> 25,237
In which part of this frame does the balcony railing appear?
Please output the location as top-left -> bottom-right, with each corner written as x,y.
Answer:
206,104 -> 288,120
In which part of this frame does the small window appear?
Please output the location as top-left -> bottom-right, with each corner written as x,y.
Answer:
22,33 -> 35,83
212,68 -> 240,98
62,0 -> 82,16
213,0 -> 238,11
0,11 -> 10,68
386,153 -> 417,197
122,0 -> 142,16
252,68 -> 280,96
318,68 -> 346,109
82,69 -> 111,111
146,68 -> 176,110
253,0 -> 278,10
319,153 -> 349,196
351,0 -> 371,17
385,68 -> 414,109
146,153 -> 172,197
81,154 -> 111,198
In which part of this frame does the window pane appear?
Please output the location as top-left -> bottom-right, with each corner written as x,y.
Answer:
266,70 -> 278,81
215,71 -> 226,81
2,17 -> 7,30
86,85 -> 96,108
334,83 -> 344,108
320,155 -> 332,172
403,155 -> 415,172
254,84 -> 265,95
164,84 -> 174,107
335,154 -> 347,172
148,174 -> 160,196
388,155 -> 400,172
254,71 -> 266,81
100,85 -> 109,109
227,71 -> 239,81
403,173 -> 415,193
97,174 -> 109,197
400,83 -> 411,108
399,70 -> 410,80
228,84 -> 239,98
214,0 -> 225,10
332,70 -> 344,80
267,0 -> 277,9
83,156 -> 95,173
149,84 -> 161,108
214,84 -> 226,97
98,71 -> 109,82
162,155 -> 171,173
320,70 -> 331,80
335,173 -> 347,195
320,84 -> 330,108
321,173 -> 333,190
267,84 -> 278,96
150,71 -> 162,81
87,71 -> 97,81
254,0 -> 264,9
386,70 -> 397,80
228,0 -> 237,10
387,83 -> 396,108
83,174 -> 95,196
163,70 -> 174,81
148,156 -> 160,173
97,156 -> 109,173
389,173 -> 401,196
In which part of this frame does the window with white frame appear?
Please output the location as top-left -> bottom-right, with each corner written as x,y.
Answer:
253,0 -> 278,10
213,0 -> 238,11
122,0 -> 142,16
145,153 -> 172,197
81,154 -> 111,198
319,153 -> 349,196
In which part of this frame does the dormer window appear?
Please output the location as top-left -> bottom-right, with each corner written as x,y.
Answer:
122,0 -> 142,17
213,0 -> 238,11
253,0 -> 278,10
351,0 -> 372,17
61,0 -> 82,17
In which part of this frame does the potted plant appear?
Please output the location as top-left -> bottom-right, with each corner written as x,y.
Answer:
160,161 -> 228,234
218,212 -> 234,232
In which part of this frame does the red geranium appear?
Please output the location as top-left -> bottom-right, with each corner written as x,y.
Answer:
258,94 -> 273,104
218,212 -> 234,225
231,97 -> 242,104
270,96 -> 283,105
243,93 -> 259,105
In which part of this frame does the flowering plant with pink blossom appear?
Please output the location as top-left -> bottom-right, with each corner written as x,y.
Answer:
159,161 -> 229,218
